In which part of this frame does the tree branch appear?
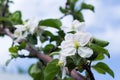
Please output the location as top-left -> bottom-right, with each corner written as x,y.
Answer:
84,63 -> 95,80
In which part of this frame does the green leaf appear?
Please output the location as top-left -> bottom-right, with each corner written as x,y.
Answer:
92,62 -> 114,78
39,19 -> 62,29
28,63 -> 42,80
94,53 -> 105,61
66,57 -> 76,72
27,34 -> 37,45
44,59 -> 60,80
87,52 -> 99,60
41,30 -> 55,42
58,30 -> 65,39
73,12 -> 84,22
59,7 -> 68,14
5,58 -> 13,66
89,43 -> 110,58
9,11 -> 22,24
92,38 -> 109,47
18,42 -> 26,50
43,44 -> 55,54
49,52 -> 60,56
81,2 -> 94,12
9,46 -> 18,57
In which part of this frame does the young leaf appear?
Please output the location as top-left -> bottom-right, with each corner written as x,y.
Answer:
59,7 -> 68,14
39,19 -> 62,29
43,44 -> 55,54
9,11 -> 22,24
28,63 -> 42,80
92,62 -> 114,78
9,46 -> 18,57
92,38 -> 109,47
94,53 -> 105,61
44,59 -> 60,80
81,2 -> 94,12
89,43 -> 110,58
27,34 -> 37,45
49,52 -> 60,56
18,42 -> 26,50
66,57 -> 76,72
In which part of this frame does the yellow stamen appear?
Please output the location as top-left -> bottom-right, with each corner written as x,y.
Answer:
57,61 -> 64,66
73,40 -> 80,48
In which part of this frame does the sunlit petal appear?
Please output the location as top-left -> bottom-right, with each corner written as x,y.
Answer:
78,47 -> 93,58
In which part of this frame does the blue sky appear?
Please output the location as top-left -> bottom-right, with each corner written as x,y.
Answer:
0,0 -> 120,80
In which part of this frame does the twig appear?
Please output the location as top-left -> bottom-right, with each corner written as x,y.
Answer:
84,64 -> 95,80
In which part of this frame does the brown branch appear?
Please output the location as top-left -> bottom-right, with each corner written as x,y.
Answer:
84,64 -> 95,80
71,69 -> 87,80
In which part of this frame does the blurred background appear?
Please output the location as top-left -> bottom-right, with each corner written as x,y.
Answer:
0,0 -> 120,80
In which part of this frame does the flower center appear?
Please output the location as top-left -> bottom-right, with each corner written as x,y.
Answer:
72,24 -> 75,30
73,40 -> 80,48
57,61 -> 64,66
15,32 -> 20,36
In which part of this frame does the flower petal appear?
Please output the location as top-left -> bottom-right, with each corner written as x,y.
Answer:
78,47 -> 93,58
72,20 -> 85,31
59,40 -> 74,49
75,32 -> 92,46
60,47 -> 76,56
58,55 -> 66,79
61,66 -> 66,79
59,55 -> 66,65
25,19 -> 38,34
64,33 -> 74,41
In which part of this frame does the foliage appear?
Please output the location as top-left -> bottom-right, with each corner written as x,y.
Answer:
0,0 -> 114,80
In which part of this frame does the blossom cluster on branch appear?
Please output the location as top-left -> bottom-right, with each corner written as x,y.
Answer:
0,0 -> 114,80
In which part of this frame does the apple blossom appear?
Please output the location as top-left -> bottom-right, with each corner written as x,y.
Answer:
59,32 -> 93,58
13,19 -> 38,42
62,20 -> 85,33
58,32 -> 93,79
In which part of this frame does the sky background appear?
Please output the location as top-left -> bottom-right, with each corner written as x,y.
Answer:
0,0 -> 120,80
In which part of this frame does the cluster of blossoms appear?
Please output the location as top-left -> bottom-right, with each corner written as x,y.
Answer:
58,20 -> 93,79
13,19 -> 38,42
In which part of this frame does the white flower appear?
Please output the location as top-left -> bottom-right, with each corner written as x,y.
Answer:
13,19 -> 38,42
58,32 -> 93,79
24,19 -> 38,34
58,55 -> 66,79
59,32 -> 93,58
14,25 -> 28,42
62,20 -> 85,33
14,30 -> 28,43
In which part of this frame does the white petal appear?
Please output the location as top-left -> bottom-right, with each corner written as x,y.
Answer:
59,40 -> 74,49
76,22 -> 85,31
25,19 -> 38,34
59,55 -> 66,65
58,55 -> 66,79
61,26 -> 71,33
60,47 -> 76,56
62,66 -> 66,79
78,47 -> 93,58
75,32 -> 92,46
14,29 -> 21,37
72,20 -> 85,31
14,25 -> 23,28
64,33 -> 74,41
